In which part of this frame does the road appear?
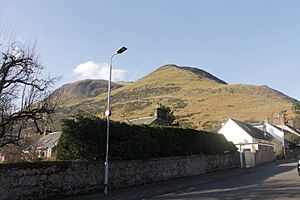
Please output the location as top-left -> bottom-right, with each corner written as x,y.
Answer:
63,160 -> 300,200
150,161 -> 300,200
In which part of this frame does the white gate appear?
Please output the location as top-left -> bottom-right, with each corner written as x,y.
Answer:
244,150 -> 255,168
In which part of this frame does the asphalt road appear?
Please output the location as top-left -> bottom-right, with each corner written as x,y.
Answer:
149,161 -> 300,200
62,160 -> 300,200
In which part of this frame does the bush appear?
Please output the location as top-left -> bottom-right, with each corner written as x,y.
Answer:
286,133 -> 300,149
57,113 -> 237,161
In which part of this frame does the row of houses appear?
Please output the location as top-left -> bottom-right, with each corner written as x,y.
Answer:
218,118 -> 300,167
32,116 -> 298,166
1,105 -> 299,165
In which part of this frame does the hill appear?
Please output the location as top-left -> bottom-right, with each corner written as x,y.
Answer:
52,79 -> 123,107
52,64 -> 295,132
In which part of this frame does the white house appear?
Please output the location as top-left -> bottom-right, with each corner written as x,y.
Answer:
36,132 -> 62,158
255,123 -> 285,147
23,132 -> 62,159
218,118 -> 275,167
255,122 -> 300,149
218,118 -> 272,145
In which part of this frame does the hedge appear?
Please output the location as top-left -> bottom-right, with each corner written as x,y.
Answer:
56,113 -> 237,161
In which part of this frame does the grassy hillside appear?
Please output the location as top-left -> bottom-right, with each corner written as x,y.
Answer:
52,79 -> 123,107
53,64 -> 295,132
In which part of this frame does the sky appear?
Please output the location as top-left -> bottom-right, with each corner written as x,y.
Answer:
1,0 -> 300,99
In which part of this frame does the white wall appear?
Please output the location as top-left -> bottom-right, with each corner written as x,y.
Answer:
265,123 -> 284,144
218,119 -> 254,145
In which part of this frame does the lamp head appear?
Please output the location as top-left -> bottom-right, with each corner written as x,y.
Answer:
116,46 -> 127,54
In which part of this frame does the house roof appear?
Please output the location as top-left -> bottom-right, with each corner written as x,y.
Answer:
35,132 -> 62,150
128,116 -> 157,125
286,124 -> 300,135
263,123 -> 292,137
231,119 -> 273,141
275,124 -> 300,136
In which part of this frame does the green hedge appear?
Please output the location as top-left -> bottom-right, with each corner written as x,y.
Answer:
57,113 -> 237,161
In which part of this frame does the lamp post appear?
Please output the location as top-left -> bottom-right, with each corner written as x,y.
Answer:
280,111 -> 286,159
104,46 -> 127,194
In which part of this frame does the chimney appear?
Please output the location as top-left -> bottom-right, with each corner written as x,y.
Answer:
263,124 -> 267,138
43,126 -> 52,136
264,118 -> 269,124
155,103 -> 167,120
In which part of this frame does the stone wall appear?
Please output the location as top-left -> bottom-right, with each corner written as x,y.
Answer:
0,161 -> 102,200
0,153 -> 240,200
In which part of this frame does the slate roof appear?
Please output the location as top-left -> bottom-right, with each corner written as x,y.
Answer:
128,116 -> 157,125
231,119 -> 273,141
35,132 -> 62,149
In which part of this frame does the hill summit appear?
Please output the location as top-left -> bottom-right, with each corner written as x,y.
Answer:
53,64 -> 295,131
143,64 -> 227,84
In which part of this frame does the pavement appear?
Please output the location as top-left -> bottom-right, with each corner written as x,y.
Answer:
61,160 -> 295,200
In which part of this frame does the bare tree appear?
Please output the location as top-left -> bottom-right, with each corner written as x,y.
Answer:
0,39 -> 57,148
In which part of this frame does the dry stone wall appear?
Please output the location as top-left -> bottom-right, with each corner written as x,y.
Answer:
0,153 -> 240,200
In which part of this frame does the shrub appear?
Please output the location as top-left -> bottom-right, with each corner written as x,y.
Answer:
57,113 -> 237,161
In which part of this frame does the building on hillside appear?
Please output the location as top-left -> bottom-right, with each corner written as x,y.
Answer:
254,121 -> 300,159
254,123 -> 285,147
254,122 -> 300,148
218,118 -> 275,168
23,132 -> 62,160
276,124 -> 300,137
127,104 -> 172,126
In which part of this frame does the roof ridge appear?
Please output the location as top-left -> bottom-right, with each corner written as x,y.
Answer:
129,116 -> 156,121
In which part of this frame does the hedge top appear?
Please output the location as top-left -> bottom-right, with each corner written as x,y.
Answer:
57,113 -> 237,161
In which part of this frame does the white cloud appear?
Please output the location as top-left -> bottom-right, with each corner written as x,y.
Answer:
73,61 -> 126,81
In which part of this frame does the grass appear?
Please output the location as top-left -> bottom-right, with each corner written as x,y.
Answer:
53,64 -> 295,132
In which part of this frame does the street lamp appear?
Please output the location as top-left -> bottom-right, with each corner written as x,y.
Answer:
104,46 -> 127,194
279,111 -> 287,159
